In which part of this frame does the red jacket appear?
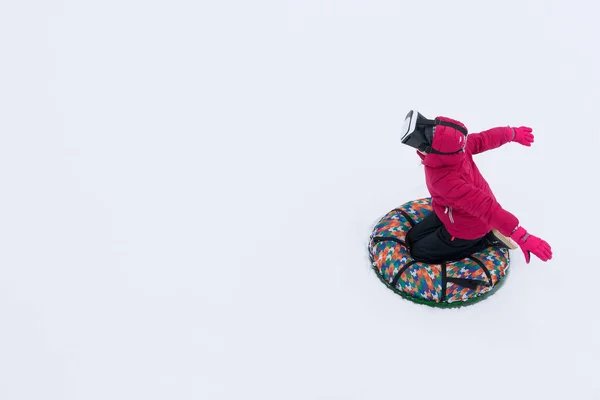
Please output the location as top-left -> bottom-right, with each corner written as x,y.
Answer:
417,117 -> 519,240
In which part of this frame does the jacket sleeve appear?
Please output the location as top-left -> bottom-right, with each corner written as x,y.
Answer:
466,126 -> 513,155
442,174 -> 519,236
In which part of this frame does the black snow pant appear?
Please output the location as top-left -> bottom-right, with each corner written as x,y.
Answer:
406,211 -> 496,264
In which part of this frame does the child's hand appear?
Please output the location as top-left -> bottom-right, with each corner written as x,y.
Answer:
512,126 -> 535,146
510,226 -> 552,263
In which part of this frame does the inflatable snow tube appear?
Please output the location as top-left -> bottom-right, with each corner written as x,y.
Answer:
368,198 -> 510,307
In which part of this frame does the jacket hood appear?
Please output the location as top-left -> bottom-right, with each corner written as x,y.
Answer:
419,116 -> 468,168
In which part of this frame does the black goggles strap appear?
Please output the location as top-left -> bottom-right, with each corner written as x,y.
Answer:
418,144 -> 464,155
419,119 -> 468,136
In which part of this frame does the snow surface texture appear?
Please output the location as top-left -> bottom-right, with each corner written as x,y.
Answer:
1,0 -> 599,399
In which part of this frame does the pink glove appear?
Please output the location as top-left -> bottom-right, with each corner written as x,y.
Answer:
510,226 -> 552,263
512,126 -> 534,146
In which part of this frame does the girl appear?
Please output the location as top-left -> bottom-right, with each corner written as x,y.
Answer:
400,111 -> 552,264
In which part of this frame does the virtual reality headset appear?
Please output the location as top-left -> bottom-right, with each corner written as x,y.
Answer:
401,110 -> 468,155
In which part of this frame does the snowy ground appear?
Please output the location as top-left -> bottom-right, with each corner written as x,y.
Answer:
1,1 -> 599,399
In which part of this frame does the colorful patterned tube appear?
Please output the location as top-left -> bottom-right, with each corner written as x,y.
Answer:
368,198 -> 510,307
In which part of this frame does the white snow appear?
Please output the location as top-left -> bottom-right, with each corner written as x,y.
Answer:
1,0 -> 599,399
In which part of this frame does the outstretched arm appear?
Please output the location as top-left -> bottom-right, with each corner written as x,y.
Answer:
441,174 -> 519,236
441,174 -> 552,263
467,126 -> 534,155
